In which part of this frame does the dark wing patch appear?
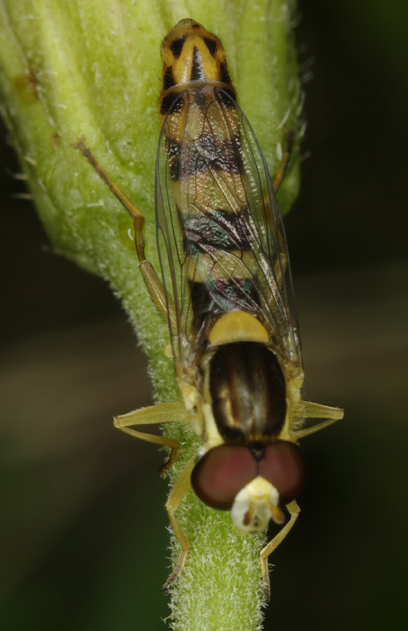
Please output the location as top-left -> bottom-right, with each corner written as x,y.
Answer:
160,91 -> 184,115
217,87 -> 236,107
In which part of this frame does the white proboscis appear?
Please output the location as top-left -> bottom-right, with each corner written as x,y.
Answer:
231,476 -> 280,534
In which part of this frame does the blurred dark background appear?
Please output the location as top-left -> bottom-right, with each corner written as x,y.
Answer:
1,1 -> 408,629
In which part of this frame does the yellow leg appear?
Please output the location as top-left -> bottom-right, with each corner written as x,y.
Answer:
162,456 -> 196,594
75,139 -> 177,327
138,260 -> 178,332
272,129 -> 295,192
292,401 -> 344,440
260,127 -> 295,251
260,500 -> 301,602
114,402 -> 190,477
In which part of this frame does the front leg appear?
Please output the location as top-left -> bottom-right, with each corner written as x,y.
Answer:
162,456 -> 196,594
292,401 -> 344,440
260,500 -> 301,602
114,401 -> 190,476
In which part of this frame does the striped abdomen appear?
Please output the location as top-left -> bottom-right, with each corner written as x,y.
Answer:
160,20 -> 264,336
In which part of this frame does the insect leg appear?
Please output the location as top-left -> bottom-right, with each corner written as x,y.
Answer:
162,456 -> 196,594
272,129 -> 295,193
75,139 -> 147,261
260,500 -> 301,602
291,402 -> 344,440
75,139 -> 177,328
114,402 -> 190,476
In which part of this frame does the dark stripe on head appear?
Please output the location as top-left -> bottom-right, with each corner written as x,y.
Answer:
204,37 -> 217,57
219,61 -> 231,85
192,23 -> 201,29
170,37 -> 185,58
163,65 -> 176,90
191,46 -> 205,81
160,91 -> 184,116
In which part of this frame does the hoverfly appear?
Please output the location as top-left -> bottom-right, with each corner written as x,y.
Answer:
76,18 -> 343,600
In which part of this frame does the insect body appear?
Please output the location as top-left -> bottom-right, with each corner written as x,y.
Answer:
77,18 -> 343,600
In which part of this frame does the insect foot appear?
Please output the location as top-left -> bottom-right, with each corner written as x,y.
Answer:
162,551 -> 188,595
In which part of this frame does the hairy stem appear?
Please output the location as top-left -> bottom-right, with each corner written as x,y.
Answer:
0,1 -> 301,629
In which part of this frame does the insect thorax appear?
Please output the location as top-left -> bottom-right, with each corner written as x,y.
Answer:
200,338 -> 287,446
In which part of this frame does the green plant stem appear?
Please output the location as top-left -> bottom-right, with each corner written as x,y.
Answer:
0,1 -> 301,629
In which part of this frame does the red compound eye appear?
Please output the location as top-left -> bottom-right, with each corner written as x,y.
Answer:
191,445 -> 257,510
260,442 -> 306,504
191,441 -> 307,510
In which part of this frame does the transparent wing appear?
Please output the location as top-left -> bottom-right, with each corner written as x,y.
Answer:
155,86 -> 302,375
